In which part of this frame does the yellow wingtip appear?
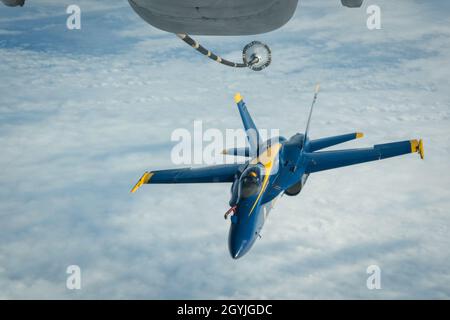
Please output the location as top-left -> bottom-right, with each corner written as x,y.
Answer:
130,172 -> 153,193
356,132 -> 364,139
221,149 -> 228,155
234,93 -> 243,104
410,139 -> 424,160
410,140 -> 419,153
419,139 -> 424,160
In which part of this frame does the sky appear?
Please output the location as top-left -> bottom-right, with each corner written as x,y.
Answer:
0,0 -> 449,299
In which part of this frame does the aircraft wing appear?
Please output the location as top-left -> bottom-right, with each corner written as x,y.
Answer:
304,139 -> 423,174
131,164 -> 241,193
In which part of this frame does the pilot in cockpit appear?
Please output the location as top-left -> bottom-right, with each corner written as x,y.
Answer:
225,166 -> 262,219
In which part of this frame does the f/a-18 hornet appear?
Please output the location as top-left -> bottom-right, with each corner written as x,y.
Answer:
131,85 -> 424,259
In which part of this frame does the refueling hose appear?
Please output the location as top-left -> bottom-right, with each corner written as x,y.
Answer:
176,33 -> 271,71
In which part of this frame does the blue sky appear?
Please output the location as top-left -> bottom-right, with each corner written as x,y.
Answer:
0,0 -> 449,299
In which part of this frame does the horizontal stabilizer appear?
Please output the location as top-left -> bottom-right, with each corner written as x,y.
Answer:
305,139 -> 424,174
309,132 -> 363,151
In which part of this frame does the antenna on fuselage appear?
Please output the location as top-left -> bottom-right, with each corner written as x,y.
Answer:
303,83 -> 320,146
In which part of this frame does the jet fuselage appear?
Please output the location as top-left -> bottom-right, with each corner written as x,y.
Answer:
228,134 -> 308,258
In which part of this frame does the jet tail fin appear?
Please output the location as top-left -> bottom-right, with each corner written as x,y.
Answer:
234,93 -> 261,156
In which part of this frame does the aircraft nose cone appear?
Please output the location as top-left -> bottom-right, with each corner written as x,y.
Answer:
228,229 -> 248,259
228,208 -> 256,259
229,241 -> 245,259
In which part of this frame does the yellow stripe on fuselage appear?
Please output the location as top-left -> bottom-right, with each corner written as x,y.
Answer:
248,143 -> 282,216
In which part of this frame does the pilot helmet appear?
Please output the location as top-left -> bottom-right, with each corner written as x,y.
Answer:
238,166 -> 262,199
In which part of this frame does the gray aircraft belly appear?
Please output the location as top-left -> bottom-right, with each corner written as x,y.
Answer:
128,0 -> 299,35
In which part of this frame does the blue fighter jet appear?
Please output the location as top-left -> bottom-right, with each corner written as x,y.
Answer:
131,85 -> 424,259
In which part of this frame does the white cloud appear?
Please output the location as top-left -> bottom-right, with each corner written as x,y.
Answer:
0,0 -> 449,299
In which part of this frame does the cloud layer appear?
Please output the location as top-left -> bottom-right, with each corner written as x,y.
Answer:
0,0 -> 449,298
